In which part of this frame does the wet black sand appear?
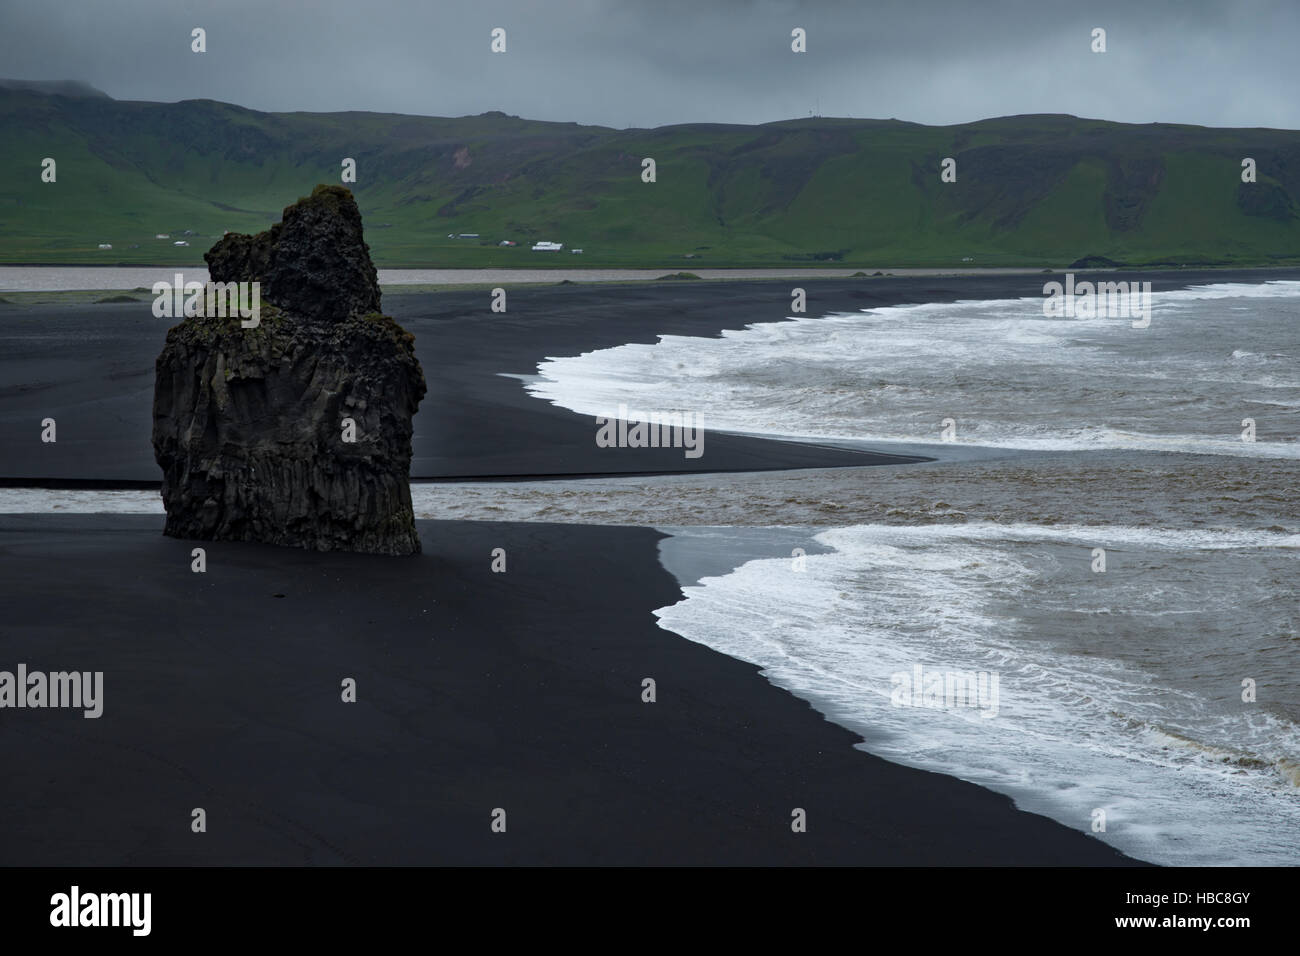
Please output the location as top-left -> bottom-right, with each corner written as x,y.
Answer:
0,514 -> 1141,865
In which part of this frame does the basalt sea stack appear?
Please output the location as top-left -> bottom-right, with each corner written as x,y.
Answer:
152,185 -> 426,554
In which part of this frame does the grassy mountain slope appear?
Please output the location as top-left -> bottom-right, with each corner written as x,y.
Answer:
1,83 -> 1298,267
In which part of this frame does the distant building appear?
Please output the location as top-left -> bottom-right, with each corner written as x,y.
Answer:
531,241 -> 563,252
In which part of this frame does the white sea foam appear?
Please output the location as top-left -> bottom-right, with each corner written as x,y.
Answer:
654,522 -> 1300,865
528,281 -> 1300,458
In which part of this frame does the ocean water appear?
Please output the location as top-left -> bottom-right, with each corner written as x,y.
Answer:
528,280 -> 1300,865
656,523 -> 1300,866
528,281 -> 1300,459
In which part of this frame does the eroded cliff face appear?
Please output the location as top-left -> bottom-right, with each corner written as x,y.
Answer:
152,185 -> 426,555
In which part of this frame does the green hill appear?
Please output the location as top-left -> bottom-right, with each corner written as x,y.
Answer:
2,81 -> 1298,268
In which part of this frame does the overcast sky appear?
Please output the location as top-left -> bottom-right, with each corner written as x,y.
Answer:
2,0 -> 1297,130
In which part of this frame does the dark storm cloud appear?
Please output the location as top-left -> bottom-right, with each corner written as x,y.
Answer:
1,0 -> 1296,129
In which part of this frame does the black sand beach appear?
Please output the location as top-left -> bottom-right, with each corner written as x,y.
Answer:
0,514 -> 1140,865
13,268 -> 1286,866
5,268 -> 1297,483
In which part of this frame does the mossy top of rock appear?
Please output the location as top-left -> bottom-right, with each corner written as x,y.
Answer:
165,299 -> 281,338
204,184 -> 382,324
297,183 -> 351,214
357,311 -> 417,349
